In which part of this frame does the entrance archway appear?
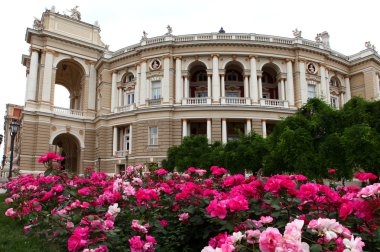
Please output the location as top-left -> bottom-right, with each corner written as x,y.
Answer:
52,133 -> 80,174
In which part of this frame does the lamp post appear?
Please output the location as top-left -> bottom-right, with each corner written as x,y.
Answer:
125,155 -> 128,168
98,157 -> 101,172
8,121 -> 20,179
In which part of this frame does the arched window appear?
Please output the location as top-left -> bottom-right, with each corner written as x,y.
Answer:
123,73 -> 134,83
197,72 -> 207,82
226,71 -> 238,81
329,77 -> 340,87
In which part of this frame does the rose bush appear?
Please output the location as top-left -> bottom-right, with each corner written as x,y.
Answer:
3,153 -> 380,251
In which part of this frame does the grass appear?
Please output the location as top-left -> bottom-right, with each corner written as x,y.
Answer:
0,194 -> 65,252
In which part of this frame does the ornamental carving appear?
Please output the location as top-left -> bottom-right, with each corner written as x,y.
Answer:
306,62 -> 317,74
150,59 -> 161,70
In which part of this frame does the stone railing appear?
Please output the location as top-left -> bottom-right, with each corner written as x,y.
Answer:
53,106 -> 84,117
259,99 -> 289,108
114,104 -> 135,113
112,32 -> 352,61
182,97 -> 212,105
115,150 -> 128,157
147,98 -> 163,106
221,97 -> 251,105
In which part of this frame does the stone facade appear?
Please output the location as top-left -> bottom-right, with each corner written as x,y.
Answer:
14,9 -> 380,175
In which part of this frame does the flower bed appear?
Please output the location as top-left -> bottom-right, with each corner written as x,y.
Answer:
3,153 -> 380,251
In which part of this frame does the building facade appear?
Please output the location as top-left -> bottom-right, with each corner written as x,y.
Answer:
18,8 -> 380,175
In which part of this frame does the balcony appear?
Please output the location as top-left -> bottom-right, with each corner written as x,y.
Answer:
221,97 -> 251,105
147,98 -> 162,106
53,106 -> 84,117
259,99 -> 289,108
114,104 -> 136,113
182,97 -> 212,105
115,150 -> 128,157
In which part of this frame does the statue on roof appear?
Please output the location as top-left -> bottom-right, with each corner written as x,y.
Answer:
141,30 -> 148,41
33,17 -> 43,30
292,28 -> 302,39
69,6 -> 81,21
166,25 -> 173,35
365,41 -> 376,50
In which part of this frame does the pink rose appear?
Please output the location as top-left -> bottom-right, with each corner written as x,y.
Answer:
259,227 -> 282,252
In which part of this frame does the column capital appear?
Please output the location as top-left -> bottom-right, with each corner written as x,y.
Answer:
286,58 -> 294,63
207,69 -> 213,75
211,54 -> 219,58
134,63 -> 140,68
85,60 -> 97,65
30,47 -> 41,53
249,55 -> 257,59
174,56 -> 182,60
256,70 -> 263,77
162,55 -> 171,59
112,70 -> 118,75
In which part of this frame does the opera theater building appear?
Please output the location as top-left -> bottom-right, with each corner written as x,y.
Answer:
18,8 -> 380,174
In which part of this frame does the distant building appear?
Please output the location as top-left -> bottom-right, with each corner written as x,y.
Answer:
16,8 -> 380,175
1,104 -> 23,175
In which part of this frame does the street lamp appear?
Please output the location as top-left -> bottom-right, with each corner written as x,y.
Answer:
8,121 -> 20,179
98,157 -> 101,172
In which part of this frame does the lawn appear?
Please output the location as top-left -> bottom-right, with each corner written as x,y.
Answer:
0,194 -> 65,252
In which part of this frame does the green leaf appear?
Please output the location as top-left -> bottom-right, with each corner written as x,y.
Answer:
44,168 -> 53,176
310,244 -> 322,252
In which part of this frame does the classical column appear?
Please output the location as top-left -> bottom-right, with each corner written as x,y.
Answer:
163,57 -> 170,103
207,119 -> 212,144
344,77 -> 351,103
222,119 -> 227,144
182,119 -> 188,138
184,75 -> 189,98
207,73 -> 212,97
111,71 -> 118,112
113,127 -> 118,156
286,60 -> 295,106
42,50 -> 54,103
135,64 -> 140,106
140,61 -> 147,105
320,66 -> 327,101
279,79 -> 285,100
212,55 -> 220,102
124,91 -> 128,106
250,56 -> 258,103
299,61 -> 307,104
375,73 -> 380,99
175,57 -> 183,103
244,76 -> 249,98
258,75 -> 263,99
325,68 -> 331,104
26,49 -> 39,101
246,119 -> 252,134
262,120 -> 267,138
118,88 -> 123,107
221,74 -> 225,97
129,125 -> 132,155
88,63 -> 96,110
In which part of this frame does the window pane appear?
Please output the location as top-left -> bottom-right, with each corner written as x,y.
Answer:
152,81 -> 161,99
150,127 -> 158,145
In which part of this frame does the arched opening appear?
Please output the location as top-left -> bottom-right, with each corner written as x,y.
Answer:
120,72 -> 136,107
54,84 -> 71,108
55,60 -> 85,110
329,77 -> 342,108
52,133 -> 80,174
262,63 -> 281,100
224,62 -> 244,97
189,61 -> 208,98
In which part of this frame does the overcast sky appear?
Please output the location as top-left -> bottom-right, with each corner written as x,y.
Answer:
0,0 -> 379,154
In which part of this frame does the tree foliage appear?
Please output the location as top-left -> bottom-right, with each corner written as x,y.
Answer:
163,97 -> 380,179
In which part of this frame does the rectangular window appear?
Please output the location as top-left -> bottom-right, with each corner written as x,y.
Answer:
151,81 -> 161,99
127,93 -> 134,105
124,127 -> 130,150
330,97 -> 338,108
307,84 -> 316,99
149,127 -> 158,145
